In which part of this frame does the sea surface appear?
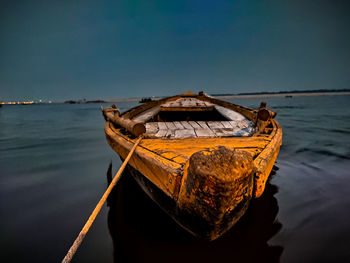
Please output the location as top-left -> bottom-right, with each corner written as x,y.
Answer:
1,95 -> 350,263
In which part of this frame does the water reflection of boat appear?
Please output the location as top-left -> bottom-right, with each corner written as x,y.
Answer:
103,91 -> 283,240
107,165 -> 283,263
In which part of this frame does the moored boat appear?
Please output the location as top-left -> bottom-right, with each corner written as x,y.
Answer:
102,91 -> 282,240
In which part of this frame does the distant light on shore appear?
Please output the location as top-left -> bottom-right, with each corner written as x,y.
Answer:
1,101 -> 35,105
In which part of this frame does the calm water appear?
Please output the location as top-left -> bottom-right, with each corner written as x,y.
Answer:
1,95 -> 350,263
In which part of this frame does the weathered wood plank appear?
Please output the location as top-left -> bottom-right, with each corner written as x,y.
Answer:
237,120 -> 252,129
165,129 -> 175,138
232,129 -> 251,137
174,129 -> 197,138
188,121 -> 202,129
207,121 -> 225,129
197,121 -> 210,129
195,128 -> 216,137
229,121 -> 239,128
221,121 -> 233,128
180,121 -> 194,129
145,122 -> 159,134
173,121 -> 184,129
155,129 -> 168,138
165,122 -> 177,130
212,128 -> 237,137
147,120 -> 253,138
157,122 -> 167,130
213,129 -> 227,137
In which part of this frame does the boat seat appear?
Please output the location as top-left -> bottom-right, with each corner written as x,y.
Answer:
145,120 -> 254,138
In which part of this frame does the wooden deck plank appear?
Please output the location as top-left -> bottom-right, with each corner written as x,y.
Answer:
155,129 -> 168,137
180,121 -> 194,129
165,129 -> 175,138
147,119 -> 254,138
195,129 -> 216,137
145,122 -> 159,134
229,121 -> 239,128
157,122 -> 167,130
188,121 -> 202,129
197,121 -> 210,129
207,121 -> 225,129
165,122 -> 177,130
232,129 -> 251,137
221,121 -> 233,128
212,128 -> 238,137
173,121 -> 184,129
237,120 -> 252,129
174,129 -> 196,138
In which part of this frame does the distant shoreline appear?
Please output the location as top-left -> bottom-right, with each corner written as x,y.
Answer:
105,90 -> 350,102
213,91 -> 350,99
2,90 -> 349,105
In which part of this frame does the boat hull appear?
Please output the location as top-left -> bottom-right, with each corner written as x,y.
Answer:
125,163 -> 253,240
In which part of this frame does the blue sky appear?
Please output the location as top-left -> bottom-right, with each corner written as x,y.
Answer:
1,0 -> 349,101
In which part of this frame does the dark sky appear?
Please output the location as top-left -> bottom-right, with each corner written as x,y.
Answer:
1,0 -> 349,101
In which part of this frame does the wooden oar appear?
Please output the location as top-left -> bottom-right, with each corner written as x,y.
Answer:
62,136 -> 143,263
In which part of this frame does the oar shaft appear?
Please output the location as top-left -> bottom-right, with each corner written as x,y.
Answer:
62,136 -> 143,263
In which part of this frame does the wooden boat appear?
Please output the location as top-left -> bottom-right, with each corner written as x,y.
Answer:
102,91 -> 282,240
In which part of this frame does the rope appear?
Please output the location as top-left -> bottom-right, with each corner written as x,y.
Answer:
62,135 -> 143,263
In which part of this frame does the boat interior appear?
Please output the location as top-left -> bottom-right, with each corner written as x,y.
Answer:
131,97 -> 255,139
